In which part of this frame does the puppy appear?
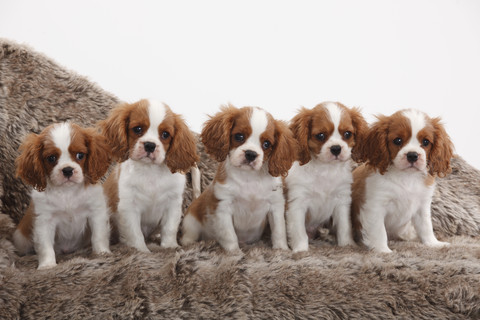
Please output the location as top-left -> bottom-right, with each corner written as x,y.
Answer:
13,122 -> 112,269
351,109 -> 454,253
181,105 -> 297,251
285,102 -> 368,252
100,99 -> 198,252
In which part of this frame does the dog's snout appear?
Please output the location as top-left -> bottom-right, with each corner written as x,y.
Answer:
144,142 -> 156,153
330,145 -> 341,156
407,152 -> 418,163
62,167 -> 74,178
245,150 -> 258,162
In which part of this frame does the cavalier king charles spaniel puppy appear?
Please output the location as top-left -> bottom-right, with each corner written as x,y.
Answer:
351,109 -> 454,253
100,99 -> 198,252
285,102 -> 368,252
181,105 -> 297,251
13,122 -> 112,269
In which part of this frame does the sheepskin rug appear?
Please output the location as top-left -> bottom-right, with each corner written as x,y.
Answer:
1,39 -> 479,319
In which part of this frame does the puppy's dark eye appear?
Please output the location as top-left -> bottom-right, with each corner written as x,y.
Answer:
393,137 -> 403,146
315,133 -> 326,141
47,155 -> 57,164
422,139 -> 430,147
262,140 -> 271,149
132,126 -> 142,135
343,131 -> 352,140
76,153 -> 85,161
161,131 -> 170,139
234,133 -> 245,142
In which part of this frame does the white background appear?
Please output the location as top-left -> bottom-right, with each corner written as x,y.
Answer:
2,0 -> 480,168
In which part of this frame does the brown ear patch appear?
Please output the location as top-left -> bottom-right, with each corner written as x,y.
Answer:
356,115 -> 393,174
268,120 -> 298,177
83,127 -> 112,184
289,108 -> 313,165
99,101 -> 150,162
201,105 -> 243,162
16,131 -> 48,191
164,108 -> 199,173
427,117 -> 454,177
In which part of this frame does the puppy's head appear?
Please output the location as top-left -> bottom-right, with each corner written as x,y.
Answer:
289,101 -> 368,165
99,99 -> 199,173
16,122 -> 112,191
201,105 -> 297,177
357,109 -> 454,176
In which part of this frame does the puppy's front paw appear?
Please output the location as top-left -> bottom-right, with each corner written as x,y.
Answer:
93,243 -> 111,255
37,261 -> 57,270
137,246 -> 151,253
131,243 -> 151,253
161,241 -> 179,249
221,242 -> 240,253
273,243 -> 289,250
426,240 -> 450,248
373,246 -> 393,254
95,248 -> 112,255
272,239 -> 289,250
337,238 -> 356,247
290,241 -> 309,253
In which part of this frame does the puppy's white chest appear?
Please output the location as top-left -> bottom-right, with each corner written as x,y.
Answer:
380,171 -> 434,225
119,160 -> 184,200
118,160 -> 185,236
217,174 -> 281,243
35,186 -> 92,217
288,161 -> 352,224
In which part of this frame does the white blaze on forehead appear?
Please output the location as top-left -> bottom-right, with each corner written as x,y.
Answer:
248,107 -> 269,143
147,99 -> 167,134
324,102 -> 343,138
50,122 -> 72,157
402,109 -> 427,143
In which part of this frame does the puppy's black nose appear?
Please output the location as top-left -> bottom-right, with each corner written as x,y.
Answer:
245,150 -> 258,162
144,142 -> 156,153
330,145 -> 341,156
407,152 -> 418,163
62,167 -> 74,178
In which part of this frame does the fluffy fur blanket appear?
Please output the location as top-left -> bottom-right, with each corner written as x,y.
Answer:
0,39 -> 479,319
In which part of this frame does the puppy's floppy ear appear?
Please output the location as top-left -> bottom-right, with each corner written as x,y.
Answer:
201,105 -> 238,162
428,117 -> 454,177
98,102 -> 131,162
165,113 -> 199,174
16,132 -> 47,191
269,120 -> 298,177
357,115 -> 391,174
82,127 -> 112,184
289,108 -> 312,165
349,107 -> 369,162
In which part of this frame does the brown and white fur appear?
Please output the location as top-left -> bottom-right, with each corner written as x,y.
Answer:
100,99 -> 198,252
181,105 -> 297,251
285,102 -> 368,252
351,109 -> 454,253
13,122 -> 112,269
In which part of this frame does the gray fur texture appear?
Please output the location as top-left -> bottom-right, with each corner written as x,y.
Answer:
0,39 -> 479,319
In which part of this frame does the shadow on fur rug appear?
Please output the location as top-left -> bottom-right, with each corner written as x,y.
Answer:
1,39 -> 480,319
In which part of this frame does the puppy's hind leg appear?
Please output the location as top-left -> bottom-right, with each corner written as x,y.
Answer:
13,229 -> 34,255
180,214 -> 202,246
